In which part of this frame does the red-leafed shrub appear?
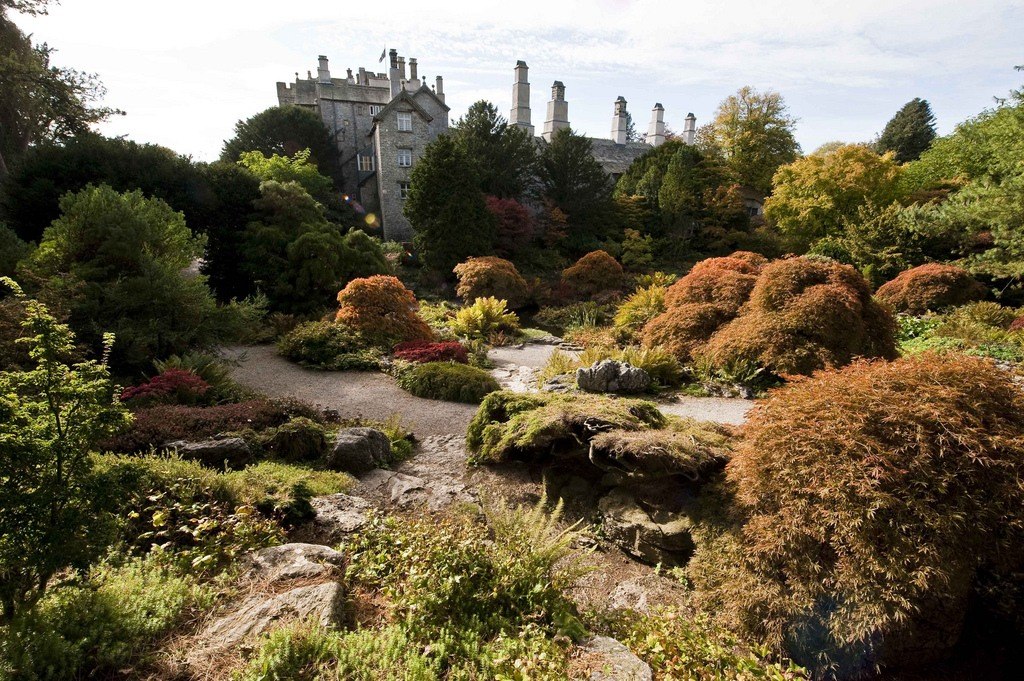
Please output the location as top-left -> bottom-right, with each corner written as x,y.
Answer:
693,354 -> 1024,677
561,250 -> 625,300
393,340 -> 469,364
100,398 -> 320,453
452,256 -> 530,309
120,368 -> 211,405
706,257 -> 896,375
875,263 -> 986,313
486,196 -> 534,257
1010,315 -> 1024,332
336,275 -> 433,347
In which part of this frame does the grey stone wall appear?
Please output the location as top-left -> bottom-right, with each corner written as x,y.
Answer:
374,89 -> 449,242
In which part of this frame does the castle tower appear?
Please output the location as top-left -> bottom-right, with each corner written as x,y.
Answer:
611,96 -> 628,144
510,60 -> 534,137
647,103 -> 666,147
683,113 -> 697,145
542,81 -> 569,142
317,55 -> 331,83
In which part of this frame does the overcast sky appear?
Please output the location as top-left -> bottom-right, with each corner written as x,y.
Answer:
14,0 -> 1024,161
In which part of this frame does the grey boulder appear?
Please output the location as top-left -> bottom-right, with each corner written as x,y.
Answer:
326,427 -> 391,474
163,437 -> 252,468
577,360 -> 651,394
581,635 -> 653,680
246,543 -> 346,582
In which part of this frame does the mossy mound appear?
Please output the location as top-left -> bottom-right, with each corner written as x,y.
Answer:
466,391 -> 666,464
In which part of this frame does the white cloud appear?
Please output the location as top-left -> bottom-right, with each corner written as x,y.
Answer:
14,0 -> 1023,159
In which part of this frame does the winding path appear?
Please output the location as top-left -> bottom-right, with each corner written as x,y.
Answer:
223,343 -> 753,437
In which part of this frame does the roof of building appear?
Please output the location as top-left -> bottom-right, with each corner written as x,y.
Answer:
368,86 -> 450,136
587,138 -> 654,175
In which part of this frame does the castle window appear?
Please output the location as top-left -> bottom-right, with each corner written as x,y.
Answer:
399,181 -> 411,199
358,154 -> 374,172
369,105 -> 383,115
397,112 -> 412,132
397,148 -> 413,167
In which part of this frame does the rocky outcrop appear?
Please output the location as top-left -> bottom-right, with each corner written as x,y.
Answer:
246,543 -> 345,582
577,360 -> 650,394
580,635 -> 653,680
187,581 -> 345,665
598,488 -> 694,566
164,437 -> 252,467
326,427 -> 391,474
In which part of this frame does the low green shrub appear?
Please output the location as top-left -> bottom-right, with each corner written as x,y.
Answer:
533,301 -> 614,334
466,391 -> 665,464
897,302 -> 1024,362
276,320 -> 382,370
0,554 -> 213,679
397,362 -> 500,404
256,416 -> 329,462
450,297 -> 520,341
613,285 -> 667,342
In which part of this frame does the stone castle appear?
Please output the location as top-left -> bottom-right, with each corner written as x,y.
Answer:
277,51 -> 696,240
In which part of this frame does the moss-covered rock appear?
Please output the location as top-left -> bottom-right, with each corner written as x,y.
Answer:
466,391 -> 666,464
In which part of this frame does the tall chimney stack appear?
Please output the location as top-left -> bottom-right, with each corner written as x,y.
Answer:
683,113 -> 697,145
317,55 -> 331,83
510,60 -> 534,137
388,49 -> 401,98
409,58 -> 418,81
647,103 -> 666,147
611,96 -> 628,144
542,81 -> 569,142
435,75 -> 445,103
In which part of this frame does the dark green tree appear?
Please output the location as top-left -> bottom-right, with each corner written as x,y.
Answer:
876,98 -> 937,163
451,100 -> 538,199
0,278 -> 131,621
625,111 -> 640,143
0,15 -> 120,181
221,105 -> 342,188
26,185 -> 227,372
539,128 -> 614,252
405,135 -> 495,273
243,181 -> 388,313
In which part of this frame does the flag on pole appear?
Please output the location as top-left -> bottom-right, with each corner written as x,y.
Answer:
379,47 -> 386,63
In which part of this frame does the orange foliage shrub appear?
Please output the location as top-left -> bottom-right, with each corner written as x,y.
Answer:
336,275 -> 433,347
874,263 -> 985,313
561,250 -> 625,299
700,354 -> 1024,676
453,256 -> 530,309
640,251 -> 769,363
641,254 -> 895,374
706,257 -> 896,375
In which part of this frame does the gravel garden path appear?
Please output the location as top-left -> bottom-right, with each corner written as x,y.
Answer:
225,343 -> 753,434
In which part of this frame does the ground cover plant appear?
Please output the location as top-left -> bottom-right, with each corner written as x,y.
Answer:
392,339 -> 469,364
690,353 -> 1024,678
396,361 -> 500,403
276,319 -> 383,370
896,301 -> 1024,362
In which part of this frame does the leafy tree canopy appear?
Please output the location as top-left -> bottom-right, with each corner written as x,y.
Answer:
237,148 -> 334,201
706,86 -> 800,194
25,184 -> 227,372
876,98 -> 937,164
244,180 -> 388,313
221,105 -> 342,187
765,144 -> 904,248
451,100 -> 538,200
406,134 -> 495,273
538,128 -> 615,253
0,15 -> 120,180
